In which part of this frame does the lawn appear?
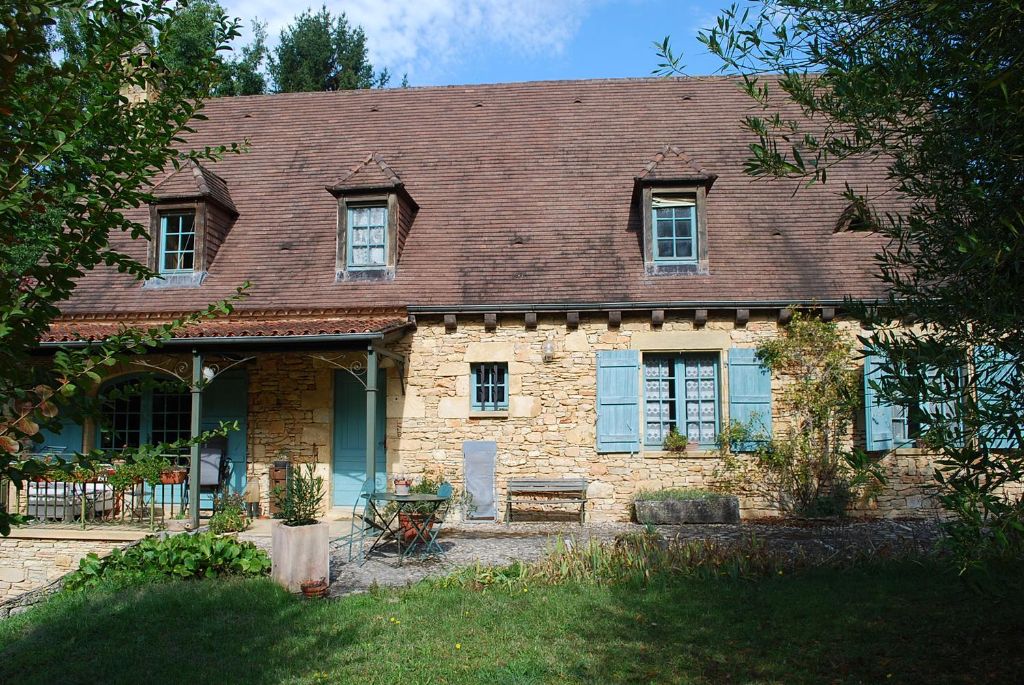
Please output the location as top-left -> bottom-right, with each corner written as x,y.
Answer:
1,560 -> 1022,685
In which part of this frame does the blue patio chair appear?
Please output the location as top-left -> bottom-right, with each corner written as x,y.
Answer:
405,482 -> 454,559
335,477 -> 382,564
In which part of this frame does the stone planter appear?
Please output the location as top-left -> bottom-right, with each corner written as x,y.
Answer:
271,521 -> 329,593
634,496 -> 740,524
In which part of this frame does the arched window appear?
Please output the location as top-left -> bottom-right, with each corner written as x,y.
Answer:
97,375 -> 191,452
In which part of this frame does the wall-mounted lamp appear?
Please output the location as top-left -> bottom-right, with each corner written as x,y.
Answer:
542,333 -> 556,363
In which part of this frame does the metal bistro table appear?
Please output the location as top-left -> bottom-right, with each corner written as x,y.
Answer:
361,492 -> 449,563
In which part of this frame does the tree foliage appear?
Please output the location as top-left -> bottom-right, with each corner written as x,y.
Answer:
269,5 -> 390,93
659,1 -> 1024,561
0,0 -> 246,534
716,313 -> 883,516
54,0 -> 268,97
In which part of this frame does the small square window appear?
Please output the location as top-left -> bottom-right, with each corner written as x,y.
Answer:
471,363 -> 509,412
159,212 -> 196,273
347,205 -> 388,269
651,198 -> 697,264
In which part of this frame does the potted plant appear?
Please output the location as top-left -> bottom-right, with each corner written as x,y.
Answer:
393,474 -> 412,495
271,463 -> 328,593
662,427 -> 689,453
159,465 -> 187,484
396,474 -> 446,544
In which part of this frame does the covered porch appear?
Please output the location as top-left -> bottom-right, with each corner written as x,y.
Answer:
15,313 -> 411,531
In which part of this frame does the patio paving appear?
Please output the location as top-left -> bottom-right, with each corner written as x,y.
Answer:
287,518 -> 944,597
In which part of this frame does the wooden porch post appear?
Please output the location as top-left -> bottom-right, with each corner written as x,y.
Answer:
365,347 -> 378,491
189,349 -> 203,530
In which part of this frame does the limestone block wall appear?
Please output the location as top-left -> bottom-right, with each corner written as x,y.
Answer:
224,312 -> 943,521
384,312 -> 944,521
246,353 -> 336,515
0,534 -> 126,602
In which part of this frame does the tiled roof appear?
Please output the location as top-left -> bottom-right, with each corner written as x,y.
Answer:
42,312 -> 408,342
63,77 -> 896,319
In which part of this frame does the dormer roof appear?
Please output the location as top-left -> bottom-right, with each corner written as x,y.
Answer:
152,160 -> 238,215
328,153 -> 404,194
636,145 -> 717,190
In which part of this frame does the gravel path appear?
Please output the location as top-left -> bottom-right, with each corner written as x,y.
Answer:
320,518 -> 943,597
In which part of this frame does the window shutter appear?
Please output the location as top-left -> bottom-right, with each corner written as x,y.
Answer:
728,348 -> 772,452
975,346 -> 1019,449
596,350 -> 640,453
864,352 -> 895,452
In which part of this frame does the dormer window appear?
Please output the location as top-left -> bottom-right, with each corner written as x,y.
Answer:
635,145 -> 716,277
159,211 -> 197,273
328,153 -> 418,282
145,161 -> 237,289
653,196 -> 697,264
347,204 -> 388,269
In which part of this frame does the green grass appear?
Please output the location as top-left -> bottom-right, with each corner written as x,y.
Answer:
1,561 -> 1022,685
634,487 -> 726,501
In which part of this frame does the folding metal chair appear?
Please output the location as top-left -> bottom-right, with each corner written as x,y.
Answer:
336,477 -> 384,564
406,482 -> 453,559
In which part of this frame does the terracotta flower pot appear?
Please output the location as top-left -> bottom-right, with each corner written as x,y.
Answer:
160,469 -> 187,485
398,512 -> 434,544
300,579 -> 329,599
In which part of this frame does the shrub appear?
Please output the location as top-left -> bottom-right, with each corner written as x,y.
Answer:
209,492 -> 249,534
714,312 -> 885,516
64,533 -> 270,591
274,463 -> 324,526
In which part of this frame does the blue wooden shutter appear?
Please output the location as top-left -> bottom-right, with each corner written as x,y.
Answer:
596,350 -> 640,453
975,346 -> 1019,449
864,352 -> 895,451
728,348 -> 772,452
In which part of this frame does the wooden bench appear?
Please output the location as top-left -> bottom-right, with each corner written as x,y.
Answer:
505,478 -> 588,525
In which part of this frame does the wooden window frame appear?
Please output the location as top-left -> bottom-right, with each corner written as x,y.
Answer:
148,201 -> 206,274
336,192 -> 399,280
641,185 -> 709,276
158,211 -> 197,274
345,203 -> 389,270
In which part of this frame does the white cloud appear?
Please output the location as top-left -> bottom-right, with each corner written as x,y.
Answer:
223,0 -> 593,82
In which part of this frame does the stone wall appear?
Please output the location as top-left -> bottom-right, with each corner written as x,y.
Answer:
383,312 -> 945,521
74,313 -> 944,522
246,353 -> 336,515
0,534 -> 127,602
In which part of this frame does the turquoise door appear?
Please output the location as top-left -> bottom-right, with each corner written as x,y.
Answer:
201,368 -> 248,505
332,370 -> 386,507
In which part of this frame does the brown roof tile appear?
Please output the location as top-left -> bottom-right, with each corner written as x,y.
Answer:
43,312 -> 407,342
61,77 -> 896,319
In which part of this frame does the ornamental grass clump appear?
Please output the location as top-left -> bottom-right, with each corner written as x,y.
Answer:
634,488 -> 727,502
437,534 -> 793,591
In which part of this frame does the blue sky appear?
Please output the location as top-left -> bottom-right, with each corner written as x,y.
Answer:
223,1 -> 730,86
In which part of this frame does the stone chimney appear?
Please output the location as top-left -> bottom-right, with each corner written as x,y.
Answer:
119,43 -> 158,105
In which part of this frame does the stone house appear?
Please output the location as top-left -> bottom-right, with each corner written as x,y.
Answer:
33,77 -> 960,521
